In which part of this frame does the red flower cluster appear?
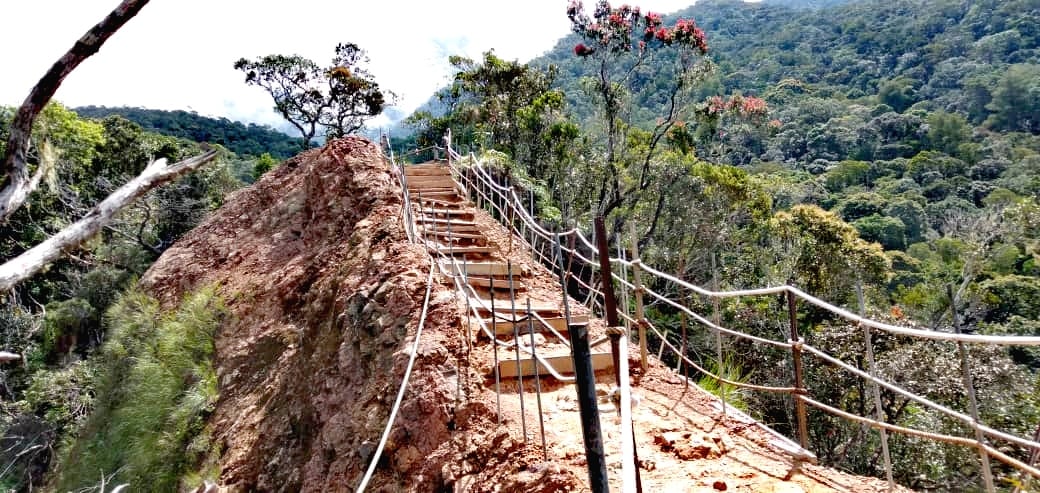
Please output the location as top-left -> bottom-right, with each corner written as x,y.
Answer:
705,95 -> 769,117
574,43 -> 596,57
569,1 -> 710,57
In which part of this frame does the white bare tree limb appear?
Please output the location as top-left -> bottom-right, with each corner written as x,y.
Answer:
0,150 -> 218,294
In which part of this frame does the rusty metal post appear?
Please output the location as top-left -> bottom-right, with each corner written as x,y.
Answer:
490,275 -> 501,426
856,281 -> 893,490
508,261 -> 528,444
528,298 -> 548,461
787,290 -> 809,451
712,253 -> 726,416
628,224 -> 648,372
595,216 -> 622,387
949,285 -> 995,493
556,233 -> 609,493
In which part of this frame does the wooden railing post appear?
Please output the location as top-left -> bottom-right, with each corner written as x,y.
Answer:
787,289 -> 809,452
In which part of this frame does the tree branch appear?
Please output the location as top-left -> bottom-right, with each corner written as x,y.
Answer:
0,0 -> 151,222
0,150 -> 218,294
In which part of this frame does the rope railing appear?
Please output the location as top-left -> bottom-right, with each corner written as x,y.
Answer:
435,137 -> 1040,491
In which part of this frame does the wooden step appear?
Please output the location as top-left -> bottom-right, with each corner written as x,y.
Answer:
464,276 -> 523,289
407,176 -> 457,187
416,197 -> 464,208
496,351 -> 613,379
421,224 -> 482,234
450,262 -> 526,277
423,230 -> 487,242
418,208 -> 474,219
411,190 -> 462,199
418,217 -> 477,228
471,298 -> 559,313
486,313 -> 590,336
404,165 -> 450,176
432,245 -> 495,255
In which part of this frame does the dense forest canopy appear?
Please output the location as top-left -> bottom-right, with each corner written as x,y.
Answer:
73,106 -> 304,159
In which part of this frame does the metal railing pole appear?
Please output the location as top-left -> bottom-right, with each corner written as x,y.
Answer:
629,226 -> 648,372
949,285 -> 995,493
595,216 -> 622,387
509,261 -> 528,444
556,233 -> 609,493
856,282 -> 893,490
528,297 -> 548,461
490,275 -> 501,426
712,253 -> 726,416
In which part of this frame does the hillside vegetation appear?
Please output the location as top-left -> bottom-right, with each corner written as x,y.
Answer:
405,0 -> 1040,489
74,106 -> 304,159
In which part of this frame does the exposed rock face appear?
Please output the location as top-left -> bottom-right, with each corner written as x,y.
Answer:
140,137 -> 494,491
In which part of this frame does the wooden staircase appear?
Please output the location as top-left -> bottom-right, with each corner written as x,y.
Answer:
404,162 -> 612,380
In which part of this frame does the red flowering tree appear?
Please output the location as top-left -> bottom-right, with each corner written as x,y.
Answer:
566,0 -> 711,218
694,94 -> 774,165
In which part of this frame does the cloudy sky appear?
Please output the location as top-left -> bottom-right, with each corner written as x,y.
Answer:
0,0 -> 696,130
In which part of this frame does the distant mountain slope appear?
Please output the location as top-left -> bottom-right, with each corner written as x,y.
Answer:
74,106 -> 303,159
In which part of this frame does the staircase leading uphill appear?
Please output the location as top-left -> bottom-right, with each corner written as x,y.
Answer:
404,162 -> 614,381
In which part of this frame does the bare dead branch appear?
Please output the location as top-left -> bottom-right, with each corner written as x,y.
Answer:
0,0 -> 151,222
0,150 -> 218,294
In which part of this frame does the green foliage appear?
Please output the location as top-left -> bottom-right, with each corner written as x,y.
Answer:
853,213 -> 906,250
252,152 -> 279,180
768,204 -> 890,300
74,105 -> 302,159
984,64 -> 1040,134
697,355 -> 750,411
54,287 -> 225,492
975,275 -> 1040,323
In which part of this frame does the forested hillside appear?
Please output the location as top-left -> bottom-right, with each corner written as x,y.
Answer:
0,103 -> 275,489
74,106 -> 304,159
406,0 -> 1040,489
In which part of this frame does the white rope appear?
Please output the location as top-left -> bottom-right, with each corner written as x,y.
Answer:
356,261 -> 436,492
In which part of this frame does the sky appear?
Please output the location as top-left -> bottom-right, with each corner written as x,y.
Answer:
0,0 -> 697,131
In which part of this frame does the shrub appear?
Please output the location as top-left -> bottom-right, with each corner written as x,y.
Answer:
53,286 -> 225,491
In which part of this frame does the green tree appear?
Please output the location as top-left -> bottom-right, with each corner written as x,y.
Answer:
234,43 -> 389,148
768,204 -> 890,301
567,0 -> 710,218
984,63 -> 1040,134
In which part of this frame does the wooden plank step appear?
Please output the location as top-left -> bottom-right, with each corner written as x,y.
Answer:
497,351 -> 613,379
407,176 -> 456,186
470,298 -> 558,313
449,262 -> 525,277
416,197 -> 464,208
419,217 -> 476,227
486,313 -> 590,335
404,165 -> 450,175
465,276 -> 523,289
410,190 -> 462,198
422,224 -> 482,234
419,208 -> 474,218
432,246 -> 494,255
423,230 -> 486,241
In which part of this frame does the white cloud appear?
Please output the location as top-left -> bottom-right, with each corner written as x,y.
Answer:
0,0 -> 699,128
